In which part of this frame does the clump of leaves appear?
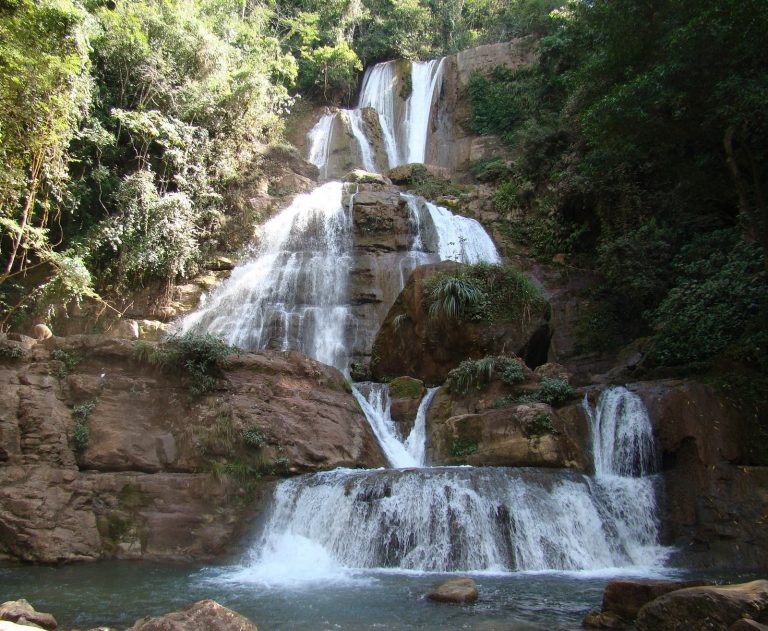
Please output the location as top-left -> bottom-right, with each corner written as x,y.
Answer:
135,333 -> 235,396
519,377 -> 574,405
0,343 -> 25,361
525,412 -> 557,438
423,263 -> 545,323
70,399 -> 96,453
242,426 -> 267,449
51,348 -> 80,379
448,355 -> 525,394
451,438 -> 479,457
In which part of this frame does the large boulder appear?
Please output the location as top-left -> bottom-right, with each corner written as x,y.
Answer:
370,263 -> 551,383
635,580 -> 768,631
388,376 -> 427,437
602,579 -> 712,621
0,599 -> 57,630
128,600 -> 257,631
426,386 -> 589,469
0,335 -> 384,563
627,380 -> 768,569
427,578 -> 479,604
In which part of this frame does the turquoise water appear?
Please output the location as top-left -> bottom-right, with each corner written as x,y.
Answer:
0,562 -> 701,630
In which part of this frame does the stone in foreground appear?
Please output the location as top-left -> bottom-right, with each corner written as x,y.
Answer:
127,600 -> 257,631
636,580 -> 768,631
602,578 -> 710,621
427,578 -> 479,604
0,599 -> 57,630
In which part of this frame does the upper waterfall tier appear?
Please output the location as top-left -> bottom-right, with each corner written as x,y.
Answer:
307,59 -> 446,179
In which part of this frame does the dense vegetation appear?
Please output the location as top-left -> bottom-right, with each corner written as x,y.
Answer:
469,0 -> 768,395
0,0 -> 555,329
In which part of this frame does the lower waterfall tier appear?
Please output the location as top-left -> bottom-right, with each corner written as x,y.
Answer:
245,467 -> 668,574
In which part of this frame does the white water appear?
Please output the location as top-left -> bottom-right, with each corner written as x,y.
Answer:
404,59 -> 445,164
248,467 -> 664,573
346,109 -> 377,173
402,193 -> 501,264
403,387 -> 439,466
358,61 -> 400,167
307,113 -> 335,179
309,57 -> 446,174
585,386 -> 658,477
177,182 -> 352,372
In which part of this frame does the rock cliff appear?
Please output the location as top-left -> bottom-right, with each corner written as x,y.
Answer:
0,335 -> 383,563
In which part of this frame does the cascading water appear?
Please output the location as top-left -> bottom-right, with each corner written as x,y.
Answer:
185,54 -> 669,584
177,182 -> 352,372
307,57 -> 446,176
402,193 -> 501,264
403,59 -> 445,164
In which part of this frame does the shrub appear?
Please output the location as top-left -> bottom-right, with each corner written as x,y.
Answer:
0,343 -> 24,360
72,423 -> 89,453
51,348 -> 80,379
242,426 -> 267,449
519,377 -> 574,405
451,438 -> 478,457
72,401 -> 96,423
525,412 -> 556,438
136,333 -> 235,396
448,355 -> 525,394
423,263 -> 545,324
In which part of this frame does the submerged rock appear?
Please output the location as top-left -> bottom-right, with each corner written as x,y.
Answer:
127,600 -> 257,631
635,580 -> 768,631
582,609 -> 627,629
0,599 -> 57,630
427,577 -> 479,604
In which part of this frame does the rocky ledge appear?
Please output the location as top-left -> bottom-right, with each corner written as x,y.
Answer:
0,335 -> 383,563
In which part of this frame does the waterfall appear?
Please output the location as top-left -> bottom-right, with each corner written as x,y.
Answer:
403,387 -> 439,467
244,467 -> 665,574
177,182 -> 353,372
402,193 -> 501,264
307,113 -> 335,179
351,383 -> 419,469
404,59 -> 445,165
308,57 -> 447,175
586,386 -> 658,477
358,61 -> 400,168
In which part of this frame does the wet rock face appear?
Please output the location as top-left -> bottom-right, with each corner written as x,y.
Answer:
370,262 -> 551,384
425,371 -> 589,470
0,335 -> 384,563
628,379 -> 768,570
635,580 -> 768,631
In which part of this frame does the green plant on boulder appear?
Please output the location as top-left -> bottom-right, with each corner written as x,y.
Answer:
447,355 -> 525,395
70,399 -> 96,453
51,348 -> 80,379
525,412 -> 557,438
424,263 -> 545,324
518,377 -> 574,405
389,376 -> 424,399
135,333 -> 235,395
451,438 -> 479,457
242,426 -> 267,449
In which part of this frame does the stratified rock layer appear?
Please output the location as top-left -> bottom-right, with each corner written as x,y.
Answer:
0,335 -> 383,563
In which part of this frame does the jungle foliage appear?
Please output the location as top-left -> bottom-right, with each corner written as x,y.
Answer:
469,0 -> 768,387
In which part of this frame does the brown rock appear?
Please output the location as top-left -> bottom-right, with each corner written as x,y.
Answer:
388,376 -> 426,437
127,600 -> 257,631
730,620 -> 768,631
427,578 -> 478,604
533,362 -> 572,382
0,335 -> 384,563
370,263 -> 551,384
602,579 -> 711,621
426,391 -> 589,469
0,599 -> 57,630
344,169 -> 390,185
387,163 -> 451,184
635,580 -> 768,631
583,609 -> 627,629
